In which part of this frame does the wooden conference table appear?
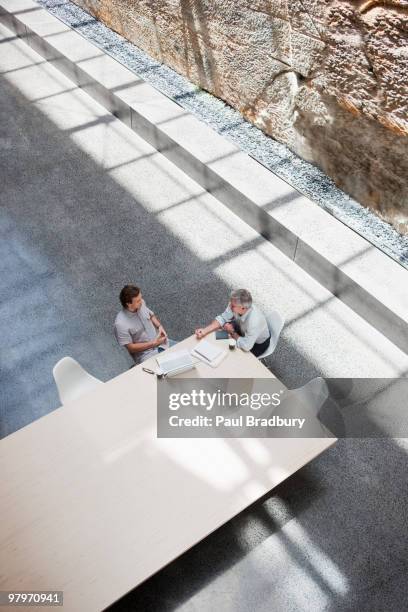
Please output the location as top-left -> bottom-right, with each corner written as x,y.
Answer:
0,333 -> 336,611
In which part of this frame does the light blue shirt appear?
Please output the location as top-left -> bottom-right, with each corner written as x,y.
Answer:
215,304 -> 269,351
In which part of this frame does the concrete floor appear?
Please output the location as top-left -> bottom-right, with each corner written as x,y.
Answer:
1,25 -> 408,612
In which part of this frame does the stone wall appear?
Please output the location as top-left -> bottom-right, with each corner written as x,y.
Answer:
72,0 -> 408,234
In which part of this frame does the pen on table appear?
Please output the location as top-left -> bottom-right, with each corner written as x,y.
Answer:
142,367 -> 155,375
142,367 -> 165,379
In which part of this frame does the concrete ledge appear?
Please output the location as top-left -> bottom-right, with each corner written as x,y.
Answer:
1,0 -> 407,353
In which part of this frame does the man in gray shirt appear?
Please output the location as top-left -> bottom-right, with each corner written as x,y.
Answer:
195,288 -> 270,357
114,285 -> 168,364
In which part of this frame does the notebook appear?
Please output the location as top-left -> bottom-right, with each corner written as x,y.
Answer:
191,339 -> 227,367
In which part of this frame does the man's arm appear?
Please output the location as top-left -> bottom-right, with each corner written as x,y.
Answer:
125,334 -> 165,356
235,329 -> 258,352
150,313 -> 167,339
143,300 -> 167,339
195,304 -> 233,339
195,319 -> 222,339
234,317 -> 259,351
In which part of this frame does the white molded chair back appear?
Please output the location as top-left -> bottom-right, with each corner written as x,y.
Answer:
257,310 -> 285,360
291,377 -> 329,408
53,357 -> 103,405
286,377 -> 331,437
289,377 -> 344,437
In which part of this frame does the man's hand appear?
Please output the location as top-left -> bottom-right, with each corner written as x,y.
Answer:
223,323 -> 235,334
154,329 -> 167,346
195,328 -> 205,339
158,325 -> 167,340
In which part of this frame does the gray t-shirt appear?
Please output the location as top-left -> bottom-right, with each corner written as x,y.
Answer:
114,300 -> 158,364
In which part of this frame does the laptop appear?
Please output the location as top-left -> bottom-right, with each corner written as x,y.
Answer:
156,349 -> 195,376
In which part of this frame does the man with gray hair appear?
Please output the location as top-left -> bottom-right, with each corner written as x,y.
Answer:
195,289 -> 271,357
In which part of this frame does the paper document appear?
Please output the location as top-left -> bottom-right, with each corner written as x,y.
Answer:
193,339 -> 223,363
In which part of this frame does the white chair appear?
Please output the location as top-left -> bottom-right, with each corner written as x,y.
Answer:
289,377 -> 344,437
53,357 -> 103,405
284,377 -> 330,437
257,311 -> 285,360
291,377 -> 329,407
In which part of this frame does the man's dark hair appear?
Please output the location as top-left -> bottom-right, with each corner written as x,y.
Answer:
119,285 -> 140,308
